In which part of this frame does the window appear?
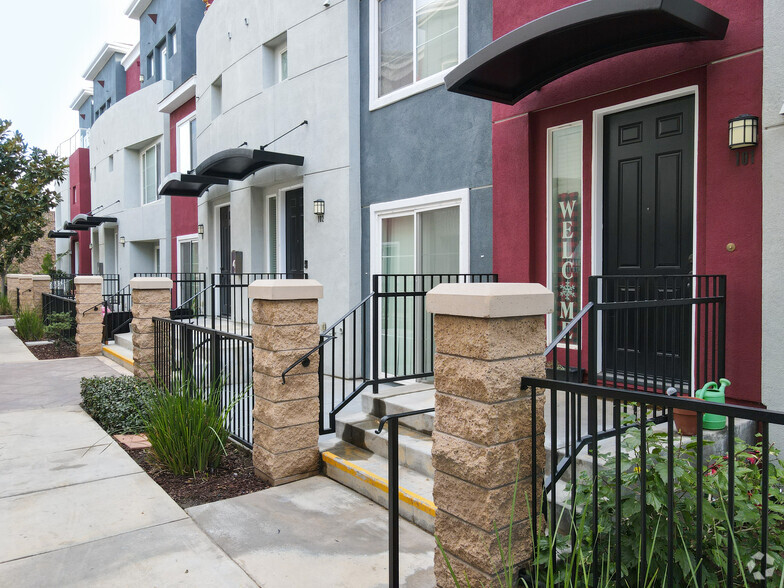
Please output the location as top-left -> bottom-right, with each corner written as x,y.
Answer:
276,43 -> 288,82
178,237 -> 201,312
72,186 -> 77,204
161,46 -> 168,80
108,154 -> 114,172
211,77 -> 222,120
371,0 -> 466,109
157,40 -> 167,81
154,244 -> 161,273
548,123 -> 583,340
141,143 -> 161,205
169,28 -> 177,55
177,115 -> 197,172
147,52 -> 155,80
267,196 -> 278,272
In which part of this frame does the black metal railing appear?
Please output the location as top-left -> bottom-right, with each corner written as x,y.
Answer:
153,317 -> 254,448
209,272 -> 307,336
375,408 -> 436,587
134,272 -> 207,315
41,292 -> 76,341
285,273 -> 497,434
103,285 -> 132,342
522,375 -> 784,587
49,272 -> 120,299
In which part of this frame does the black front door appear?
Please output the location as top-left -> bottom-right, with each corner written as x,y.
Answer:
219,206 -> 231,317
285,189 -> 305,278
602,96 -> 694,382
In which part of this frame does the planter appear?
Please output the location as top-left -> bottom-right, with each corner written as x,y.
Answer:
546,366 -> 585,383
673,397 -> 704,436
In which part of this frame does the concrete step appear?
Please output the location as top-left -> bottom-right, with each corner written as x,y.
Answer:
361,384 -> 435,435
320,438 -> 435,533
335,412 -> 433,478
102,342 -> 134,371
114,331 -> 133,351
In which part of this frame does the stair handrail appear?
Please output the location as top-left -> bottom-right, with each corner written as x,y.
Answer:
543,301 -> 593,356
173,283 -> 213,312
280,291 -> 374,384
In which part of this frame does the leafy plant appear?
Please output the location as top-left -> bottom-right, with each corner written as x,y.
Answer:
142,376 -> 246,475
80,376 -> 154,434
14,308 -> 44,340
44,311 -> 74,342
567,413 -> 784,587
0,293 -> 11,315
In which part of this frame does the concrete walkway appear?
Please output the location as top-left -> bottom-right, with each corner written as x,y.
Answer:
0,323 -> 36,363
0,341 -> 436,586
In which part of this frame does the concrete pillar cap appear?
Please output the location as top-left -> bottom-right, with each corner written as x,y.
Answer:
130,277 -> 173,290
5,274 -> 22,278
426,282 -> 554,318
74,276 -> 103,285
248,279 -> 323,301
32,275 -> 52,281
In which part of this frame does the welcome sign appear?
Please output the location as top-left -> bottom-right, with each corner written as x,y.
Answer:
556,191 -> 580,334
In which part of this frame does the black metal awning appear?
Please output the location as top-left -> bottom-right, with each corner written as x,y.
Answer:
71,213 -> 118,226
158,172 -> 229,198
444,0 -> 729,105
194,148 -> 304,181
63,222 -> 91,231
48,230 -> 78,239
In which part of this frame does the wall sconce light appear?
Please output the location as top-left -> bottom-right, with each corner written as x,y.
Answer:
313,199 -> 325,222
119,236 -> 126,247
227,31 -> 232,40
139,74 -> 144,83
198,224 -> 205,236
89,242 -> 93,250
729,114 -> 759,165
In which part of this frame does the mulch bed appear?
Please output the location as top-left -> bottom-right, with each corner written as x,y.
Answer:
10,327 -> 78,360
122,443 -> 269,509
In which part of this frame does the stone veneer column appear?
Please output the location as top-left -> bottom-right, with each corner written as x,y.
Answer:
426,282 -> 553,586
6,274 -> 20,313
130,277 -> 173,380
17,275 -> 34,311
31,275 -> 51,313
74,276 -> 104,356
249,279 -> 323,486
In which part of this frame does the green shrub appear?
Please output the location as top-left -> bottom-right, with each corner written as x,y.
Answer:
15,309 -> 44,340
44,311 -> 74,342
0,293 -> 11,315
80,376 -> 154,434
143,377 -> 244,475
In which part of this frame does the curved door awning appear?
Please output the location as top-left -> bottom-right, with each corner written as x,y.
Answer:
48,230 -> 78,239
158,172 -> 229,198
63,222 -> 92,231
71,213 -> 118,227
194,148 -> 304,181
445,0 -> 729,105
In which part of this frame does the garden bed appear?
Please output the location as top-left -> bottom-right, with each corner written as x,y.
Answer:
121,443 -> 268,509
10,326 -> 77,359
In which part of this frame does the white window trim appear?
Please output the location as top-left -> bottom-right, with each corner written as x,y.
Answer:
176,112 -> 196,172
368,188 -> 470,285
589,85 -> 700,377
176,233 -> 199,272
272,184 -> 304,274
170,29 -> 177,55
275,43 -> 288,83
265,193 -> 280,273
140,142 -> 161,206
545,120 -> 584,346
160,45 -> 168,81
369,0 -> 468,111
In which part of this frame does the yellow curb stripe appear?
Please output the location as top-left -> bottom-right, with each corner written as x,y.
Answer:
322,450 -> 437,517
102,345 -> 134,367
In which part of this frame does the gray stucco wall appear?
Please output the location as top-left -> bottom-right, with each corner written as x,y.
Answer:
92,54 -> 126,118
140,0 -> 203,90
359,0 -> 493,295
78,100 -> 93,129
762,0 -> 784,436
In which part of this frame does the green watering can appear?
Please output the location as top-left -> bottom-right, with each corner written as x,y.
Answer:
695,378 -> 731,430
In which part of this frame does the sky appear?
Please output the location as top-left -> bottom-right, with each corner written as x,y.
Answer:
0,0 -> 138,154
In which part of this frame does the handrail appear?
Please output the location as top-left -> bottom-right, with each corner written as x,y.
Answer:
174,283 -> 213,311
375,408 -> 435,434
109,316 -> 133,340
280,292 -> 373,384
544,301 -> 592,356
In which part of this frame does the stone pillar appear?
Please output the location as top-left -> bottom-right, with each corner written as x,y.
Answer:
17,275 -> 34,311
130,277 -> 173,380
426,282 -> 553,586
6,274 -> 20,313
32,275 -> 51,313
249,279 -> 322,486
74,276 -> 104,356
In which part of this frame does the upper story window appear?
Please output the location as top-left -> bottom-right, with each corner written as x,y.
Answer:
169,28 -> 177,55
211,77 -> 222,120
177,116 -> 197,172
371,0 -> 466,110
147,52 -> 155,80
276,43 -> 288,82
141,142 -> 161,205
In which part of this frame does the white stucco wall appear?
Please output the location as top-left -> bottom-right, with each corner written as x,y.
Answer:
53,171 -> 71,271
762,0 -> 784,437
195,0 -> 361,326
89,80 -> 174,285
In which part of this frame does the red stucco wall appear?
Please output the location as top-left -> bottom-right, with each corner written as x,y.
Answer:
126,58 -> 141,95
491,0 -> 763,403
168,97 -> 198,274
68,147 -> 92,274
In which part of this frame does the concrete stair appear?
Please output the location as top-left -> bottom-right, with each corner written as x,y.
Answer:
321,383 -> 437,533
102,331 -> 133,371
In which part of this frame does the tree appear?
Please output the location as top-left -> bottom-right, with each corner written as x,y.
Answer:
0,119 -> 67,290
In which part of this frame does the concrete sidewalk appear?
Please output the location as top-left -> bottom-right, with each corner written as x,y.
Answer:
0,323 -> 36,363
